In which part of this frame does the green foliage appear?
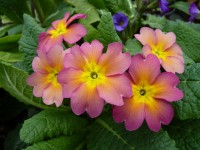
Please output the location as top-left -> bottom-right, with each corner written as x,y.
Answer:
0,34 -> 21,51
166,119 -> 200,150
0,62 -> 65,110
24,135 -> 84,150
87,114 -> 177,150
171,1 -> 190,15
0,24 -> 15,37
124,39 -> 142,56
20,110 -> 88,144
174,63 -> 200,120
0,0 -> 30,23
18,14 -> 44,72
96,10 -> 121,47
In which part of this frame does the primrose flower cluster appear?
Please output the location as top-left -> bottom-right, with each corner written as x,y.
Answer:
27,12 -> 184,132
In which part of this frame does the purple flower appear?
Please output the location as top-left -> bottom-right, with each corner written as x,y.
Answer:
189,2 -> 200,21
160,0 -> 170,14
112,12 -> 128,32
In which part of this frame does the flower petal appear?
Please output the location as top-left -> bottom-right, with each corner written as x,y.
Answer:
129,54 -> 160,84
153,72 -> 183,102
113,97 -> 145,131
33,83 -> 49,97
97,75 -> 132,106
80,40 -> 103,63
46,45 -> 65,69
37,32 -> 49,52
64,45 -> 86,70
32,56 -> 49,73
27,72 -> 47,86
134,27 -> 156,46
66,14 -> 86,26
42,84 -> 63,107
52,12 -> 70,29
98,42 -> 131,76
162,56 -> 184,73
58,68 -> 84,98
71,84 -> 104,118
165,44 -> 184,63
64,23 -> 87,44
155,29 -> 176,50
145,98 -> 174,132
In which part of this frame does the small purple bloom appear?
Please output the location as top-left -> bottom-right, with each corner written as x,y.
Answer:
112,12 -> 128,32
189,2 -> 199,21
160,0 -> 170,14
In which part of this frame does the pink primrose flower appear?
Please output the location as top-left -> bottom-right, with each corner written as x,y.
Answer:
58,40 -> 132,118
113,54 -> 183,132
38,12 -> 87,52
27,45 -> 66,107
135,27 -> 184,74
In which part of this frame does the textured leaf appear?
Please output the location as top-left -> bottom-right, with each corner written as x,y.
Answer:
18,14 -> 44,72
96,10 -> 121,47
24,135 -> 84,150
0,62 -> 65,110
166,119 -> 200,150
87,114 -> 177,150
174,63 -> 200,120
20,110 -> 88,144
82,22 -> 100,42
171,1 -> 190,15
124,39 -> 142,56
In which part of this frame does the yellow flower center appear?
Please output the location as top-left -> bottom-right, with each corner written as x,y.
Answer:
47,69 -> 60,86
132,81 -> 155,104
81,62 -> 106,89
152,46 -> 167,61
49,23 -> 67,38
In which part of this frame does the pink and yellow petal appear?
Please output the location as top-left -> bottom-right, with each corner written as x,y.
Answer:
98,42 -> 131,76
42,83 -> 63,107
153,72 -> 183,101
27,72 -> 48,86
155,29 -> 176,50
97,75 -> 132,106
129,54 -> 160,84
145,98 -> 174,132
113,97 -> 145,131
63,23 -> 87,44
64,45 -> 87,70
134,27 -> 157,46
162,56 -> 184,73
71,83 -> 104,118
58,68 -> 84,98
52,12 -> 70,29
80,40 -> 103,63
66,14 -> 86,26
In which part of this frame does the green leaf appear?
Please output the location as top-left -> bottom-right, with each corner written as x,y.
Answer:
82,22 -> 100,42
124,39 -> 142,56
171,1 -> 190,15
24,135 -> 84,150
0,34 -> 21,51
174,63 -> 200,120
0,0 -> 30,23
8,24 -> 23,35
18,14 -> 44,72
20,110 -> 88,144
88,0 -> 106,9
0,61 -> 65,110
0,24 -> 15,37
0,51 -> 24,63
166,119 -> 200,150
75,0 -> 100,24
87,114 -> 177,150
96,10 -> 121,47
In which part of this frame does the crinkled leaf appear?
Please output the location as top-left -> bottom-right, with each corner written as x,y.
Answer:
18,14 -> 44,72
0,61 -> 65,110
124,39 -> 142,56
96,10 -> 121,47
87,114 -> 177,150
24,135 -> 84,150
166,119 -> 200,150
20,110 -> 88,144
174,63 -> 200,120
